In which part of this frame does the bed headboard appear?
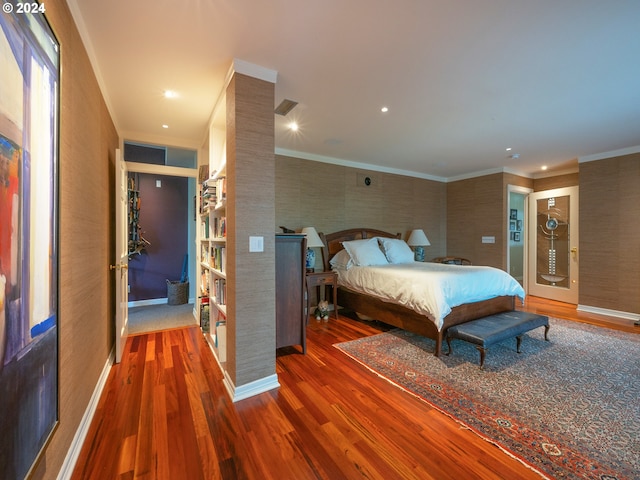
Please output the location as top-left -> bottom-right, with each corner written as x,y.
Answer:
318,228 -> 401,272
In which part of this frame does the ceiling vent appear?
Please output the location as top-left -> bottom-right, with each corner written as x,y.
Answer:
274,99 -> 298,116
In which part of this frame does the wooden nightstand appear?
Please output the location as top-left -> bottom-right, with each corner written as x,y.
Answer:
305,271 -> 338,321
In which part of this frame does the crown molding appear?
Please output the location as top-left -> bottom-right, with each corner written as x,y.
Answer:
275,148 -> 447,182
579,145 -> 640,163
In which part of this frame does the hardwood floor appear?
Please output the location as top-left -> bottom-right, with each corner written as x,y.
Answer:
71,297 -> 638,479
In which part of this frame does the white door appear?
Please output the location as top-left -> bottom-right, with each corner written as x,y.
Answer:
527,186 -> 579,303
111,148 -> 129,363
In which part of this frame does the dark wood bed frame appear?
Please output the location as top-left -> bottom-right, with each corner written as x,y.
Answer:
319,228 -> 515,356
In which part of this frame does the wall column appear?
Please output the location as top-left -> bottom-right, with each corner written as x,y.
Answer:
225,71 -> 277,397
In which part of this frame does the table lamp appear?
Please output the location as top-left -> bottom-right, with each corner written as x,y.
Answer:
407,229 -> 430,262
301,227 -> 324,272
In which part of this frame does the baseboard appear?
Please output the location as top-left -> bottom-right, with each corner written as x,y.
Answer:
128,298 -> 168,308
222,371 -> 280,403
57,348 -> 115,480
577,304 -> 640,322
128,298 -> 196,308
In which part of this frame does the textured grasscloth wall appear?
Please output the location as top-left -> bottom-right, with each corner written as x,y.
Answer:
275,155 -> 447,261
533,172 -> 579,191
33,3 -> 119,478
579,155 -> 640,314
226,73 -> 276,387
446,174 -> 506,268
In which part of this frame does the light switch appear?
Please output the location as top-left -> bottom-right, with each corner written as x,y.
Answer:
482,236 -> 495,244
249,236 -> 264,252
156,180 -> 161,188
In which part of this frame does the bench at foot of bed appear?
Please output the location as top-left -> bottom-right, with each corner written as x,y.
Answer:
445,311 -> 549,368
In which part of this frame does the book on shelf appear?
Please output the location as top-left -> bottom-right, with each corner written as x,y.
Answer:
213,278 -> 226,305
213,217 -> 226,238
200,270 -> 210,296
201,243 -> 210,264
210,246 -> 226,272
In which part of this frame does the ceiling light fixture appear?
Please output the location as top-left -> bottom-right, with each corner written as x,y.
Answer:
381,106 -> 389,113
288,122 -> 299,131
162,124 -> 169,129
541,165 -> 548,171
506,147 -> 512,151
275,99 -> 298,116
164,90 -> 178,99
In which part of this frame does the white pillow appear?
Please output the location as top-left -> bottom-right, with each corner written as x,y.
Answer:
342,238 -> 389,266
329,249 -> 353,270
378,237 -> 415,264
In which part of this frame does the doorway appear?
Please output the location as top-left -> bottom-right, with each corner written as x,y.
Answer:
527,186 -> 579,304
507,185 -> 532,286
123,142 -> 199,333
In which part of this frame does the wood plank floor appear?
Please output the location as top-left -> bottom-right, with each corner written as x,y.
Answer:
71,297 -> 638,479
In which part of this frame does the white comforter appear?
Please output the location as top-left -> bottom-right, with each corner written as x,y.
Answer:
336,262 -> 525,330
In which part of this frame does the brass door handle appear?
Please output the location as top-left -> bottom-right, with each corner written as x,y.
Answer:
109,264 -> 129,270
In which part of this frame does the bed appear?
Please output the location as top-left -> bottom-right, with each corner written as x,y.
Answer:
319,228 -> 525,356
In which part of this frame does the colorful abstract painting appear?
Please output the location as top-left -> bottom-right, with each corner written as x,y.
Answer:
0,6 -> 59,479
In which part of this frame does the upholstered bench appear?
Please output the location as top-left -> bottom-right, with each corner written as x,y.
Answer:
445,311 -> 549,367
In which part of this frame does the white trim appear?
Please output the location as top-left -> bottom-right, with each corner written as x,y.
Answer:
127,297 -> 168,308
447,166 -> 531,182
57,349 -> 115,480
125,162 -> 197,178
232,58 -> 278,84
275,148 -> 447,182
578,145 -> 640,163
531,166 -> 579,179
577,304 -> 640,322
223,371 -> 280,403
275,149 -> 542,183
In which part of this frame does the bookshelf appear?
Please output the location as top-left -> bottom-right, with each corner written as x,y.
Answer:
199,165 -> 227,363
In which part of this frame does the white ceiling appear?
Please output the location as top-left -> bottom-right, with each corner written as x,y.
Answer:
68,0 -> 640,181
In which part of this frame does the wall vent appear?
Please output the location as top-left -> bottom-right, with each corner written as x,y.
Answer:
274,99 -> 298,116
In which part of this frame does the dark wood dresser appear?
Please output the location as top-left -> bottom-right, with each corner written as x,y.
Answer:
275,234 -> 307,353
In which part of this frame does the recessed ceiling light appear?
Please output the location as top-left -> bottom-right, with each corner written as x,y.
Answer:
162,124 -> 169,129
381,106 -> 389,113
541,165 -> 548,171
164,90 -> 178,99
288,122 -> 299,131
506,147 -> 512,151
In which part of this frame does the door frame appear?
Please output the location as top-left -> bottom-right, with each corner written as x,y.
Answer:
506,185 -> 533,291
527,186 -> 579,304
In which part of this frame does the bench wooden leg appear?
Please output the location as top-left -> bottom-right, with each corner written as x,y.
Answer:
476,346 -> 486,368
516,334 -> 523,353
445,336 -> 453,356
544,324 -> 550,341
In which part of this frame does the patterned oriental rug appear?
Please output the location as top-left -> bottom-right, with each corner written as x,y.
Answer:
335,318 -> 639,480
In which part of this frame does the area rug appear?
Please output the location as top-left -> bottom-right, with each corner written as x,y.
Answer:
335,318 -> 639,480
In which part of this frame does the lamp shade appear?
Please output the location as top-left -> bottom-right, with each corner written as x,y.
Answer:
301,227 -> 324,248
407,229 -> 430,247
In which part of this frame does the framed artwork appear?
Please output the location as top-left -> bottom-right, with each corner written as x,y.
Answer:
514,232 -> 521,242
510,220 -> 516,231
517,220 -> 522,231
0,6 -> 60,479
510,208 -> 518,220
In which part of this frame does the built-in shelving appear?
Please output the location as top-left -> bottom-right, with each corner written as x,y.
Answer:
198,162 -> 228,364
